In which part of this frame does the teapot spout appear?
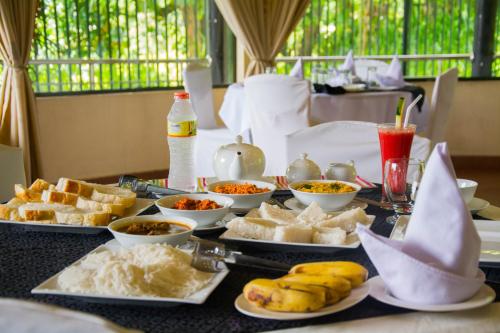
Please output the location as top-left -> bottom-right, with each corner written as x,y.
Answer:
229,151 -> 247,180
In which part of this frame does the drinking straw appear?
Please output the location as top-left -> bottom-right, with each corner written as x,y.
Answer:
403,94 -> 423,128
395,97 -> 405,128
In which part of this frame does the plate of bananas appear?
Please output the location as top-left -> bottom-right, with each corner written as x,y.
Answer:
235,261 -> 370,320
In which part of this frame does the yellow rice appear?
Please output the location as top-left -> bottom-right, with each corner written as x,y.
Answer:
294,182 -> 355,193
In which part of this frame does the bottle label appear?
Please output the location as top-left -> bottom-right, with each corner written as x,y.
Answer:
168,120 -> 197,137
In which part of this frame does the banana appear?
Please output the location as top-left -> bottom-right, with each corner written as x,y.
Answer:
279,274 -> 351,304
243,278 -> 326,312
289,261 -> 368,287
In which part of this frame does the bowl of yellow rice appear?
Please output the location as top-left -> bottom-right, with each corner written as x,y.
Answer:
289,180 -> 361,211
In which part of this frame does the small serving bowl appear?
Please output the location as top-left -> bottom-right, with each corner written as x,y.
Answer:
457,179 -> 478,205
155,193 -> 234,228
207,180 -> 276,209
289,180 -> 361,211
108,215 -> 197,248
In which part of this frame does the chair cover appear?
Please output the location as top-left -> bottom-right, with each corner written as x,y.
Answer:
427,68 -> 458,148
0,144 -> 26,202
244,74 -> 311,176
285,121 -> 431,183
182,63 -> 218,129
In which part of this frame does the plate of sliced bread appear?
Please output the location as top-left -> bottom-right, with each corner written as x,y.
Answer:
0,178 -> 153,234
219,202 -> 375,253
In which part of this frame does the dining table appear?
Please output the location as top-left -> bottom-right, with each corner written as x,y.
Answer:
219,83 -> 430,139
0,186 -> 498,333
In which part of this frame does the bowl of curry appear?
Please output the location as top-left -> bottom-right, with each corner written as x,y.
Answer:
289,180 -> 361,211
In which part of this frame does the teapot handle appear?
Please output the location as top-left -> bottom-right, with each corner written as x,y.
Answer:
347,159 -> 355,167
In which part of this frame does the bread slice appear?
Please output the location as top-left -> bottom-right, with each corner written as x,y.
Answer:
273,224 -> 313,243
76,197 -> 126,216
297,201 -> 328,226
312,227 -> 347,245
18,203 -> 70,223
90,184 -> 136,208
258,202 -> 297,225
15,184 -> 42,202
29,179 -> 51,193
54,206 -> 110,226
317,208 -> 370,232
0,198 -> 26,221
225,217 -> 277,240
41,190 -> 79,206
55,178 -> 94,198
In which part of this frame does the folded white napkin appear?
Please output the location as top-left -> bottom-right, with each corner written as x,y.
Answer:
375,56 -> 405,87
289,58 -> 304,79
338,50 -> 356,75
358,142 -> 484,305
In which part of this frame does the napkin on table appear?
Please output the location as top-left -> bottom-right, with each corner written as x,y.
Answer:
338,50 -> 356,75
357,142 -> 484,305
289,57 -> 304,79
375,56 -> 405,88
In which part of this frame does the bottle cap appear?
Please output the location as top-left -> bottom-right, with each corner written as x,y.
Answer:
174,92 -> 190,99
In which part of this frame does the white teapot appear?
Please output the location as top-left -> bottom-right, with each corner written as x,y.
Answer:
213,135 -> 266,180
324,160 -> 357,182
286,153 -> 321,183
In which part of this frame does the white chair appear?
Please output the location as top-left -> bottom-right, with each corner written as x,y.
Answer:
426,68 -> 458,148
354,59 -> 389,82
0,144 -> 26,202
244,74 -> 311,176
285,121 -> 431,184
182,62 -> 237,177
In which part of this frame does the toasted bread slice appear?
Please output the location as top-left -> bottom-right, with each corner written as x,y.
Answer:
18,203 -> 70,223
15,184 -> 42,202
90,185 -> 136,208
56,178 -> 94,198
41,190 -> 79,206
76,197 -> 126,216
29,179 -> 51,193
54,206 -> 111,226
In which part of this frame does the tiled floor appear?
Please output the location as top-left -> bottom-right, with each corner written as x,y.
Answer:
455,168 -> 500,207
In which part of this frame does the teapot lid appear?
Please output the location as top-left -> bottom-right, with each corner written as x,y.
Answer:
289,153 -> 321,171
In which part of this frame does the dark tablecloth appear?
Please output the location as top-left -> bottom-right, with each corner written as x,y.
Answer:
1,188 -> 499,333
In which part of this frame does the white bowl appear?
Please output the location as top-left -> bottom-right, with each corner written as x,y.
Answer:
155,194 -> 233,228
108,215 -> 197,248
289,180 -> 361,211
457,179 -> 478,205
207,180 -> 276,209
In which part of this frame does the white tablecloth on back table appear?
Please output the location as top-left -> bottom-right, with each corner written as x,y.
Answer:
219,83 -> 429,137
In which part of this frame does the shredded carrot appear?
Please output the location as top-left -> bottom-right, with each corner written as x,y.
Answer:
172,198 -> 222,210
213,183 -> 270,194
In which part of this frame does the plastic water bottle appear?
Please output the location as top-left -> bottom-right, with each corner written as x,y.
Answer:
167,92 -> 197,191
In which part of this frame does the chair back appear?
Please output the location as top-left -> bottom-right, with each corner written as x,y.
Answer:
427,68 -> 458,147
244,74 -> 311,175
354,59 -> 389,82
285,121 -> 431,183
0,144 -> 26,202
182,62 -> 217,129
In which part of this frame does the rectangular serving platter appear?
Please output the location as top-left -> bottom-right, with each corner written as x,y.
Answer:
390,216 -> 500,267
219,215 -> 375,253
32,239 -> 229,307
0,198 -> 154,234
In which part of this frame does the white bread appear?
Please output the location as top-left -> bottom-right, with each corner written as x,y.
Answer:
42,190 -> 79,206
225,217 -> 277,240
312,227 -> 347,245
297,201 -> 328,226
18,203 -> 70,223
258,202 -> 297,225
56,178 -> 94,198
273,224 -> 313,243
317,208 -> 370,232
29,179 -> 51,193
15,184 -> 42,202
0,198 -> 26,221
90,184 -> 136,208
54,206 -> 111,226
76,197 -> 126,216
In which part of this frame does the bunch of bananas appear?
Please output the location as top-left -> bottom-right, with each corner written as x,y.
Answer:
243,261 -> 368,313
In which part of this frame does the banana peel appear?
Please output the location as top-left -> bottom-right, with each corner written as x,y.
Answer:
279,273 -> 352,303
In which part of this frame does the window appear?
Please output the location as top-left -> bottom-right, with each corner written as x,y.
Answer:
29,0 -> 235,93
277,0 -> 500,78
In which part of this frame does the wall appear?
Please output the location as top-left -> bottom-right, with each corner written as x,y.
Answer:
34,80 -> 500,181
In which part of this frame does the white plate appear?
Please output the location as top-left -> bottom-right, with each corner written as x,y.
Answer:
368,276 -> 495,312
234,282 -> 369,320
0,198 -> 154,234
284,197 -> 368,214
343,83 -> 366,92
219,216 -> 375,253
390,216 -> 500,267
32,239 -> 229,307
469,197 -> 490,214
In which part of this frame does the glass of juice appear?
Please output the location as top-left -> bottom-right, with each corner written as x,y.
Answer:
377,123 -> 416,200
